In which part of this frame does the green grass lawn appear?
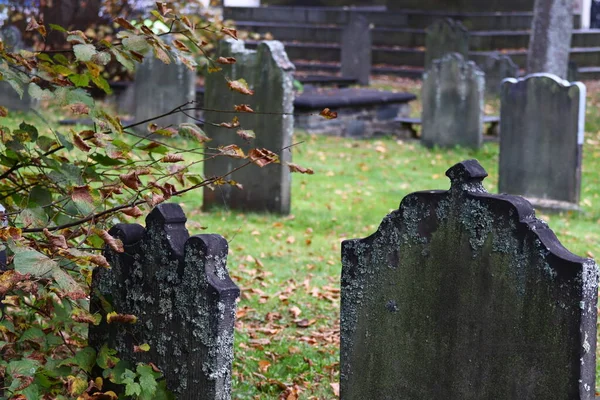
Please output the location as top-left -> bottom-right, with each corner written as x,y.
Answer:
4,77 -> 600,398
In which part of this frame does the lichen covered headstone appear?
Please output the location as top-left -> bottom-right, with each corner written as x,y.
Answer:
341,160 -> 598,400
421,53 -> 484,149
424,18 -> 469,70
499,73 -> 585,211
90,203 -> 240,400
203,39 -> 295,214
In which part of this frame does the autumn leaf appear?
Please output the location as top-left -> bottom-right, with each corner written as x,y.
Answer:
43,228 -> 68,250
228,79 -> 254,95
96,229 -> 124,253
121,206 -> 143,218
70,103 -> 90,115
72,131 -> 91,152
119,171 -> 142,190
237,129 -> 256,141
219,116 -> 240,129
114,17 -> 135,30
0,106 -> 8,117
133,343 -> 150,352
26,16 -> 46,37
289,305 -> 301,318
234,104 -> 254,113
71,185 -> 94,206
258,360 -> 271,373
287,163 -> 314,174
106,312 -> 137,324
248,148 -> 280,167
156,2 -> 172,16
320,108 -> 338,119
217,56 -> 236,65
173,39 -> 190,52
161,154 -> 184,163
221,26 -> 238,39
218,144 -> 245,159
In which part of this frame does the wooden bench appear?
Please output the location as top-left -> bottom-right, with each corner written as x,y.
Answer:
395,115 -> 500,138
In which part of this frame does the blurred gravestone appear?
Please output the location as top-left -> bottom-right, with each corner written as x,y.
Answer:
421,53 -> 484,149
0,25 -> 33,111
480,53 -> 519,97
341,12 -> 371,86
203,39 -> 295,214
341,159 -> 598,400
425,18 -> 469,70
527,0 -> 573,79
499,74 -> 585,211
133,55 -> 195,133
90,203 -> 240,399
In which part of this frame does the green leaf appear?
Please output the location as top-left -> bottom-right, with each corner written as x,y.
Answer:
122,35 -> 150,53
97,344 -> 119,370
137,364 -> 159,398
55,131 -> 74,151
18,121 -> 38,141
74,347 -> 96,373
29,186 -> 53,208
15,207 -> 48,229
8,359 -> 40,377
69,74 -> 90,87
36,135 -> 57,152
52,267 -> 85,296
13,249 -> 56,277
91,74 -> 112,94
89,153 -> 124,166
73,44 -> 97,62
53,65 -> 73,76
112,48 -> 135,71
28,83 -> 54,102
54,54 -> 69,65
18,327 -> 45,344
49,24 -> 67,32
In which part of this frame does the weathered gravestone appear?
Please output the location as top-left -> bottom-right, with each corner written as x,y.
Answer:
499,74 -> 585,211
133,55 -> 195,132
341,159 -> 598,400
0,26 -> 33,111
424,18 -> 469,70
421,53 -> 484,149
341,12 -> 371,86
480,53 -> 519,97
527,0 -> 573,79
89,203 -> 240,400
203,39 -> 295,214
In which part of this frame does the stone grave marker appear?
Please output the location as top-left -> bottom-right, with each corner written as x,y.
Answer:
203,39 -> 295,214
90,203 -> 240,399
425,18 -> 470,70
480,52 -> 519,97
421,52 -> 484,149
527,0 -> 573,79
341,159 -> 598,400
499,73 -> 585,211
133,55 -> 195,133
0,25 -> 33,111
341,12 -> 371,86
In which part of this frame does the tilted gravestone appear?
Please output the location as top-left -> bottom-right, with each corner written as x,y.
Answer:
499,73 -> 585,211
133,55 -> 195,132
89,203 -> 240,400
421,53 -> 484,149
424,18 -> 469,70
341,12 -> 371,86
203,39 -> 295,214
341,159 -> 598,400
480,52 -> 519,97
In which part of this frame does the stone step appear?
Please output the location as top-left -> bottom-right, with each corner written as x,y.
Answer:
250,41 -> 600,69
236,21 -> 600,51
226,6 -> 580,31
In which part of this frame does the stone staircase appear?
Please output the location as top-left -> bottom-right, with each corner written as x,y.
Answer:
224,6 -> 600,80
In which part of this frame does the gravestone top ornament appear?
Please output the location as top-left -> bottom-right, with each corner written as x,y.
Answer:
340,159 -> 598,400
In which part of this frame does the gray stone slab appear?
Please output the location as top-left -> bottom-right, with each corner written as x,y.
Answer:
425,18 -> 469,70
341,159 -> 598,400
527,0 -> 573,79
499,73 -> 585,207
421,53 -> 484,149
480,53 -> 519,97
133,55 -> 195,131
341,12 -> 371,86
203,39 -> 295,214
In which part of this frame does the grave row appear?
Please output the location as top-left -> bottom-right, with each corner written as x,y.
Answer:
89,157 -> 598,398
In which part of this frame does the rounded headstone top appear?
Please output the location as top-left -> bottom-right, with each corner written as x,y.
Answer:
446,159 -> 488,191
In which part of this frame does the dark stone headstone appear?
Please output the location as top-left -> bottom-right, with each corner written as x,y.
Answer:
133,56 -> 196,131
527,0 -> 573,79
203,39 -> 295,214
341,12 -> 371,86
424,18 -> 470,70
480,53 -> 519,97
592,0 -> 600,29
499,74 -> 585,210
90,203 -> 240,400
421,53 -> 484,149
341,159 -> 598,400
